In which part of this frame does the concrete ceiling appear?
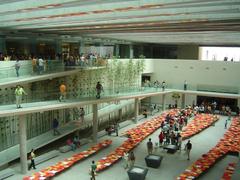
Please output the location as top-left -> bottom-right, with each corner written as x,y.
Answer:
0,0 -> 240,45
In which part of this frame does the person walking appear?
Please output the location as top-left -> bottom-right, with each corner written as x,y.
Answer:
154,80 -> 160,90
224,119 -> 228,129
52,118 -> 61,136
79,107 -> 85,123
96,81 -> 103,99
90,160 -> 97,180
185,140 -> 192,160
28,149 -> 36,170
59,82 -> 67,102
162,81 -> 166,91
147,138 -> 153,155
177,133 -> 182,151
128,151 -> 135,168
15,59 -> 20,77
38,57 -> 44,74
114,122 -> 120,136
32,57 -> 37,74
184,80 -> 188,90
158,131 -> 164,147
15,85 -> 27,108
123,151 -> 129,169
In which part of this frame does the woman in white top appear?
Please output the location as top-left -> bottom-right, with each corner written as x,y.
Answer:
123,151 -> 129,169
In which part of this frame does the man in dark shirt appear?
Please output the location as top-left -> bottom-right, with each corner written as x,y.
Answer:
147,138 -> 153,155
186,140 -> 192,160
53,118 -> 61,136
96,81 -> 104,99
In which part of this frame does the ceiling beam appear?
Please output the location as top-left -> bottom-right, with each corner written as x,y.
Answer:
0,0 -> 81,13
8,13 -> 240,30
0,0 -> 239,26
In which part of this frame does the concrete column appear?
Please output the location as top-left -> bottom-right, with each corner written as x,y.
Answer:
79,41 -> 85,55
181,94 -> 186,109
0,37 -> 6,54
19,115 -> 27,174
162,94 -> 166,111
55,39 -> 62,55
115,44 -> 120,58
28,38 -> 37,56
149,45 -> 153,58
134,98 -> 139,123
139,45 -> 144,57
129,44 -> 134,59
92,104 -> 98,143
119,108 -> 123,122
99,43 -> 104,58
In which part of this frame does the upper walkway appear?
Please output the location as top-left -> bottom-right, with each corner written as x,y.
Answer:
0,99 -> 134,166
0,87 -> 239,118
0,65 -> 105,88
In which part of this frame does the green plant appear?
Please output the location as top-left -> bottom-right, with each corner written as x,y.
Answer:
107,58 -> 118,93
115,60 -> 123,91
127,59 -> 134,88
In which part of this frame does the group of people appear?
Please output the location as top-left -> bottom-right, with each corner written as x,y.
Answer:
145,80 -> 166,91
122,151 -> 136,169
105,122 -> 120,136
194,102 -> 239,116
0,53 -> 55,61
223,57 -> 235,62
14,81 -> 104,109
145,80 -> 188,91
155,109 -> 193,160
14,57 -> 47,77
64,53 -> 100,67
66,136 -> 81,151
0,53 -> 32,61
58,81 -> 104,101
31,57 -> 46,75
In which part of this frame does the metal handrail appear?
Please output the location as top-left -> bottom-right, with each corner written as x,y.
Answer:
0,86 -> 153,106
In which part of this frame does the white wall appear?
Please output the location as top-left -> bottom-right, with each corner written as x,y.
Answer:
142,58 -> 154,74
144,59 -> 240,106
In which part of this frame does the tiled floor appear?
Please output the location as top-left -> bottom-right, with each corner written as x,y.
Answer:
7,114 -> 239,180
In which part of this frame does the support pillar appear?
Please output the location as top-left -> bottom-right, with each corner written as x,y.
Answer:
0,36 -> 6,54
92,104 -> 98,143
115,44 -> 120,58
19,115 -> 27,174
162,94 -> 166,111
119,108 -> 123,122
181,94 -> 186,109
29,38 -> 37,56
139,45 -> 144,57
79,41 -> 85,55
99,43 -> 104,58
129,44 -> 134,59
55,40 -> 62,55
134,98 -> 139,123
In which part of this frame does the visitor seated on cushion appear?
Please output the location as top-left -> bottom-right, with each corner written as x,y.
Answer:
143,109 -> 148,118
66,138 -> 76,151
105,125 -> 115,135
